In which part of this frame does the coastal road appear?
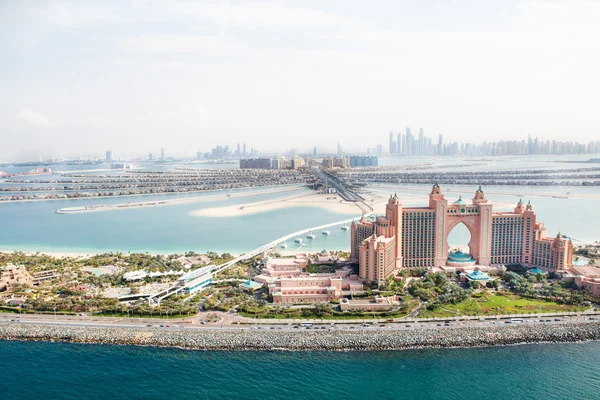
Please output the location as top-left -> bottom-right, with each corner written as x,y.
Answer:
3,312 -> 599,333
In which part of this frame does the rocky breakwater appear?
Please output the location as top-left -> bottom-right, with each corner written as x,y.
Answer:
1,322 -> 600,351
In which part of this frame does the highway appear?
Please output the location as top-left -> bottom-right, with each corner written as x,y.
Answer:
2,311 -> 599,333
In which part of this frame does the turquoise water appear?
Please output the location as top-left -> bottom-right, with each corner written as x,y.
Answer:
1,340 -> 599,399
0,187 -> 355,254
2,155 -> 600,254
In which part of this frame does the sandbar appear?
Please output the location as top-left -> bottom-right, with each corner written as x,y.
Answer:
190,193 -> 365,218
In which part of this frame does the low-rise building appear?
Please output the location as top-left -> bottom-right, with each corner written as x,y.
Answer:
239,280 -> 263,292
0,264 -> 34,292
339,295 -> 399,311
33,270 -> 59,284
263,257 -> 308,277
269,269 -> 363,304
564,266 -> 600,297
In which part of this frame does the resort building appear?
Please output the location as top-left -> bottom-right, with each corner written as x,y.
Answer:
33,270 -> 59,284
351,185 -> 574,279
0,264 -> 34,292
564,266 -> 600,297
174,265 -> 214,295
268,269 -> 363,304
359,234 -> 396,283
262,257 -> 308,277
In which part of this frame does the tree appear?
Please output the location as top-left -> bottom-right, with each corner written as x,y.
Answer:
469,280 -> 482,290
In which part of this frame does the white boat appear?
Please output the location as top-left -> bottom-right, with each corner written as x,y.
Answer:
306,231 -> 316,239
341,225 -> 348,230
322,229 -> 330,235
280,243 -> 287,249
294,236 -> 302,243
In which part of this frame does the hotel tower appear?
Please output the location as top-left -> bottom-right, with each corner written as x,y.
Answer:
351,184 -> 573,283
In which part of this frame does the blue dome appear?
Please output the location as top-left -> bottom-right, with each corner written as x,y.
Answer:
454,196 -> 465,205
448,250 -> 475,262
466,269 -> 490,281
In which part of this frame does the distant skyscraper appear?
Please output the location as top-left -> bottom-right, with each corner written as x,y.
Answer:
389,131 -> 394,155
243,143 -> 247,156
397,132 -> 401,154
148,153 -> 153,160
337,142 -> 342,157
438,134 -> 443,155
161,148 -> 165,159
406,128 -> 414,155
313,146 -> 317,157
237,142 -> 241,156
105,151 -> 112,161
418,128 -> 424,155
376,144 -> 383,157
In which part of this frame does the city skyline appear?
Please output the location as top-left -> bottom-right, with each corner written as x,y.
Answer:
5,131 -> 600,163
2,1 -> 600,160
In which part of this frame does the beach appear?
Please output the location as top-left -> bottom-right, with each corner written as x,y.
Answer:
190,192 -> 365,217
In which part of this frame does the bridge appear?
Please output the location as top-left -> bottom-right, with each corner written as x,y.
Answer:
122,212 -> 372,306
310,167 -> 372,214
122,176 -> 373,306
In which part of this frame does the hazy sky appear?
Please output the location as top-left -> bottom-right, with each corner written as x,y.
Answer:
1,0 -> 599,160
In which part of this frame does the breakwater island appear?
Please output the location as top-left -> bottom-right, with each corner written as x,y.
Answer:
2,321 -> 600,351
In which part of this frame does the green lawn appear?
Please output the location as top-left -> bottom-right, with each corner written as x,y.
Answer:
418,293 -> 588,318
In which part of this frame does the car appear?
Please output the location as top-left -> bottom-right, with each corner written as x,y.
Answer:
160,324 -> 164,327
293,326 -> 300,329
379,324 -> 386,327
437,323 -> 442,326
405,324 -> 411,328
555,318 -> 562,321
147,324 -> 152,327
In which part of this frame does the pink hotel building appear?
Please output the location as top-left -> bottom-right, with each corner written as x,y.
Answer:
352,184 -> 574,283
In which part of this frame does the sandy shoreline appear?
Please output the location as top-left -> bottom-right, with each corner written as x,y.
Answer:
191,193 -> 364,217
1,321 -> 599,351
0,249 -> 95,258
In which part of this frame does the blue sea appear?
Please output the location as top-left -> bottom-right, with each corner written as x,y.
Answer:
1,340 -> 599,399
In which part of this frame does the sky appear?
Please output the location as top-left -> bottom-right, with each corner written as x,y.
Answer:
1,0 -> 599,160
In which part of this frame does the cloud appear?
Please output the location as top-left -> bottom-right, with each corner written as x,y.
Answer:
15,108 -> 51,126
